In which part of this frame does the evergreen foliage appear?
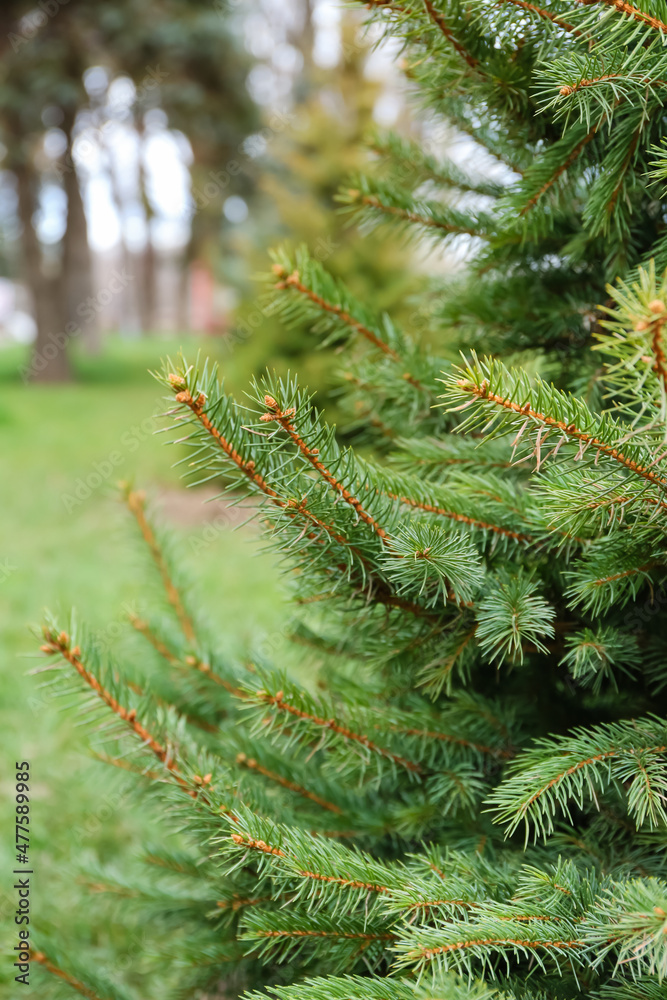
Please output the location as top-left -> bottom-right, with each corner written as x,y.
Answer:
32,1 -> 667,998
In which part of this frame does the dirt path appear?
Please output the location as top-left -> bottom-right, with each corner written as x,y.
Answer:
152,485 -> 258,529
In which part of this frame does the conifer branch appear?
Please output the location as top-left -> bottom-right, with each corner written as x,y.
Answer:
575,0 -> 667,34
520,116 -> 607,214
648,314 -> 667,391
385,723 -> 513,759
387,490 -> 533,543
168,379 -> 278,496
253,928 -> 395,941
497,0 -> 580,34
422,0 -> 479,68
216,895 -> 274,911
350,191 -> 486,237
449,361 -> 667,492
130,613 -> 181,665
167,368 -> 474,618
168,380 -> 370,559
254,689 -> 424,774
269,257 -> 430,394
271,264 -> 401,361
235,753 -> 344,815
402,932 -> 584,963
261,395 -> 391,542
123,486 -> 196,643
588,560 -> 660,586
558,75 -> 667,97
230,828 -> 392,896
605,118 -> 644,219
167,373 -> 459,621
91,751 -> 163,783
488,718 -> 667,838
29,951 -> 106,1000
40,628 -> 218,807
129,614 -> 245,696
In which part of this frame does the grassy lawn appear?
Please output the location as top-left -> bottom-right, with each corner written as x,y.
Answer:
0,338 -> 285,993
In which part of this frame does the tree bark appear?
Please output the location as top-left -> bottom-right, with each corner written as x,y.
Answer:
176,248 -> 190,333
139,236 -> 157,334
137,123 -> 156,334
62,128 -> 100,354
17,163 -> 72,383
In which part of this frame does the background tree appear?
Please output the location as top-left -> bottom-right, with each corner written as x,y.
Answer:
229,13 -> 424,403
30,1 -> 667,998
0,0 -> 257,380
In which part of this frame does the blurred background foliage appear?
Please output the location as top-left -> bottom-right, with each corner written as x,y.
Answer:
0,0 -> 429,994
229,24 -> 422,401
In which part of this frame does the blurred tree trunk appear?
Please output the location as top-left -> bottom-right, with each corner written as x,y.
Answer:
295,0 -> 315,80
176,249 -> 190,333
17,162 -> 71,382
62,112 -> 100,354
105,154 -> 140,336
139,237 -> 157,334
137,123 -> 157,334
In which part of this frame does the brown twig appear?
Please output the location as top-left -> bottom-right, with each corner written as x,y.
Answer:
230,834 -> 391,893
644,306 -> 667,391
354,191 -> 484,237
217,895 -> 274,911
261,395 -> 391,542
589,560 -> 661,586
497,0 -> 580,33
257,689 -> 423,774
40,629 -> 228,814
256,928 -> 396,940
236,752 -> 344,815
520,116 -> 606,214
575,0 -> 667,33
29,951 -> 102,1000
460,378 -> 667,490
123,486 -> 196,643
129,614 -> 245,697
559,74 -> 667,96
387,490 -> 533,543
171,384 -> 373,555
272,267 -> 400,360
384,723 -> 513,759
422,0 -> 479,68
91,750 -> 163,783
169,380 -> 457,619
408,936 -> 585,961
272,267 -> 426,391
521,742 -> 667,814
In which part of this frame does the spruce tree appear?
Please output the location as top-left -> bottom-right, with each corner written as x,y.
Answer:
33,1 -> 667,997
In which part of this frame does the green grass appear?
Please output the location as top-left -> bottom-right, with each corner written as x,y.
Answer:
0,337 -> 285,993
